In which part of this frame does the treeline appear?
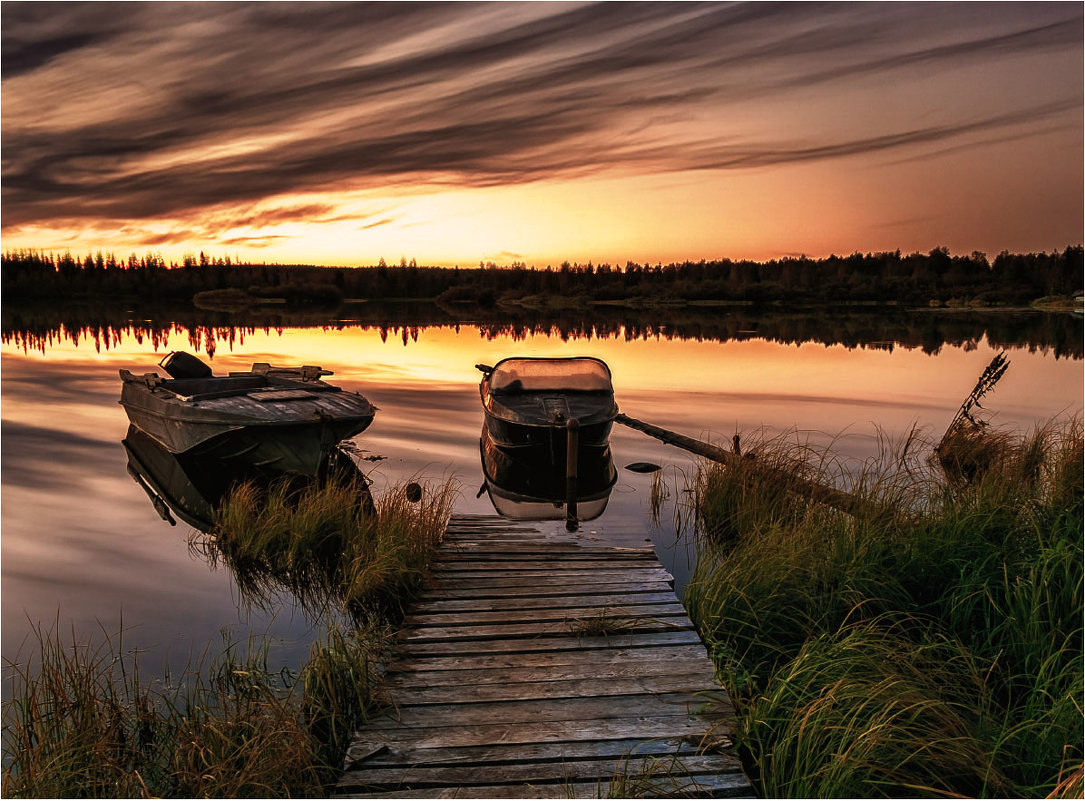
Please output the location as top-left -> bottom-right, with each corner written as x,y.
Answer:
1,246 -> 1081,306
4,301 -> 1080,360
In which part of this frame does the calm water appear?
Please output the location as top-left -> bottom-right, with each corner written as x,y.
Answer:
2,308 -> 1081,678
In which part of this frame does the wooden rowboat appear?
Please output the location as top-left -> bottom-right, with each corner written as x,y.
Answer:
476,356 -> 617,465
119,352 -> 375,475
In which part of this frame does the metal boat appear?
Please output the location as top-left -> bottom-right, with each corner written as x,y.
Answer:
479,425 -> 617,521
119,351 -> 376,474
476,356 -> 617,465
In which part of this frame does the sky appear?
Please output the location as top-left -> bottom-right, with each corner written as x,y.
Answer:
1,1 -> 1082,267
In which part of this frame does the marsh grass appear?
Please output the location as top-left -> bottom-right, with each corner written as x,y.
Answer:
4,477 -> 454,798
1,625 -> 371,797
192,475 -> 456,619
684,419 -> 1083,797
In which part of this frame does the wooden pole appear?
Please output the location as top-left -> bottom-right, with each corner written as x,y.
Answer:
565,418 -> 579,531
614,412 -> 875,519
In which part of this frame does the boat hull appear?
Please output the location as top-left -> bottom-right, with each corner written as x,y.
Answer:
481,412 -> 614,464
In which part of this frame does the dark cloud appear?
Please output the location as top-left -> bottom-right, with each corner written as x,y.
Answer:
207,203 -> 340,229
668,98 -> 1082,172
2,2 -> 1081,230
137,229 -> 202,246
359,218 -> 394,231
219,235 -> 290,247
0,2 -> 133,76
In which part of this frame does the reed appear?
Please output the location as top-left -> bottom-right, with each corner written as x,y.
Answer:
684,418 -> 1083,798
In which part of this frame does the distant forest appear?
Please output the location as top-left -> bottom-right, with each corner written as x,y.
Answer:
2,246 -> 1081,306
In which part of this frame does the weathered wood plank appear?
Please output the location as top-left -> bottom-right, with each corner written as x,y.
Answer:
338,778 -> 751,798
417,581 -> 675,599
363,692 -> 726,730
337,772 -> 754,798
400,616 -> 692,643
345,736 -> 721,769
382,644 -> 713,673
440,543 -> 655,551
403,601 -> 686,626
399,630 -> 703,656
346,713 -> 733,749
432,565 -> 674,579
384,659 -> 717,689
408,591 -> 682,613
432,571 -> 674,587
339,753 -> 745,790
378,673 -> 721,705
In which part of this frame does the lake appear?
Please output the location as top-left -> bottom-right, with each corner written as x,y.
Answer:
2,305 -> 1081,679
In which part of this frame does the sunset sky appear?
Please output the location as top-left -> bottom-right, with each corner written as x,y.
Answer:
2,2 -> 1082,267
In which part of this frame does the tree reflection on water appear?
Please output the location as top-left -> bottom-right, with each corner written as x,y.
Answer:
4,302 -> 1082,359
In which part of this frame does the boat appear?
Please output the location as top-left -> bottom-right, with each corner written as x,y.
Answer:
119,351 -> 376,474
479,425 -> 616,521
122,424 -> 373,530
476,356 -> 618,467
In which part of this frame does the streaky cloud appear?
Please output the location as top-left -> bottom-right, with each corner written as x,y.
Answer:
1,2 -> 1081,230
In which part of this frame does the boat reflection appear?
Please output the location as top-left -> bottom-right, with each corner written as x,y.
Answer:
479,426 -> 617,521
124,424 -> 375,618
122,425 -> 373,533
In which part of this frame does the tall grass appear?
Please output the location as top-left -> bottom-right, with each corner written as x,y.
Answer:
4,477 -> 455,798
684,419 -> 1083,798
192,475 -> 456,619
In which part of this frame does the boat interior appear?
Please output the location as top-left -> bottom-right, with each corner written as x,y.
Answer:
161,376 -> 269,397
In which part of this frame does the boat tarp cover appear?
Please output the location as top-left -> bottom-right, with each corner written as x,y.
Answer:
490,358 -> 612,393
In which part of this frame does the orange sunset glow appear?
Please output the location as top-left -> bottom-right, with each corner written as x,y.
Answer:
2,3 -> 1081,265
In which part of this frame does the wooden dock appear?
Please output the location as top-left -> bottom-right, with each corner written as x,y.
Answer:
336,515 -> 753,798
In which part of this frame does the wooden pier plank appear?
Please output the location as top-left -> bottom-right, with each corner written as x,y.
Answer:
336,515 -> 751,798
408,590 -> 682,613
403,600 -> 687,625
384,660 -> 716,689
380,673 -> 722,705
382,643 -> 714,673
347,736 -> 724,769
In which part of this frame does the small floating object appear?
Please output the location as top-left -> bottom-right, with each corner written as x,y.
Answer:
405,482 -> 423,503
624,461 -> 662,473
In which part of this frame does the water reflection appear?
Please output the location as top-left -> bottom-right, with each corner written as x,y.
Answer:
480,428 -> 617,522
3,313 -> 1080,680
122,415 -> 377,622
122,426 -> 373,532
4,302 -> 1082,360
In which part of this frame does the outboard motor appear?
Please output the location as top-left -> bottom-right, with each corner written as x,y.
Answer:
159,351 -> 213,379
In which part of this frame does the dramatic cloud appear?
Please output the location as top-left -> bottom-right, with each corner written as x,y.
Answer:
1,2 -> 1080,262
